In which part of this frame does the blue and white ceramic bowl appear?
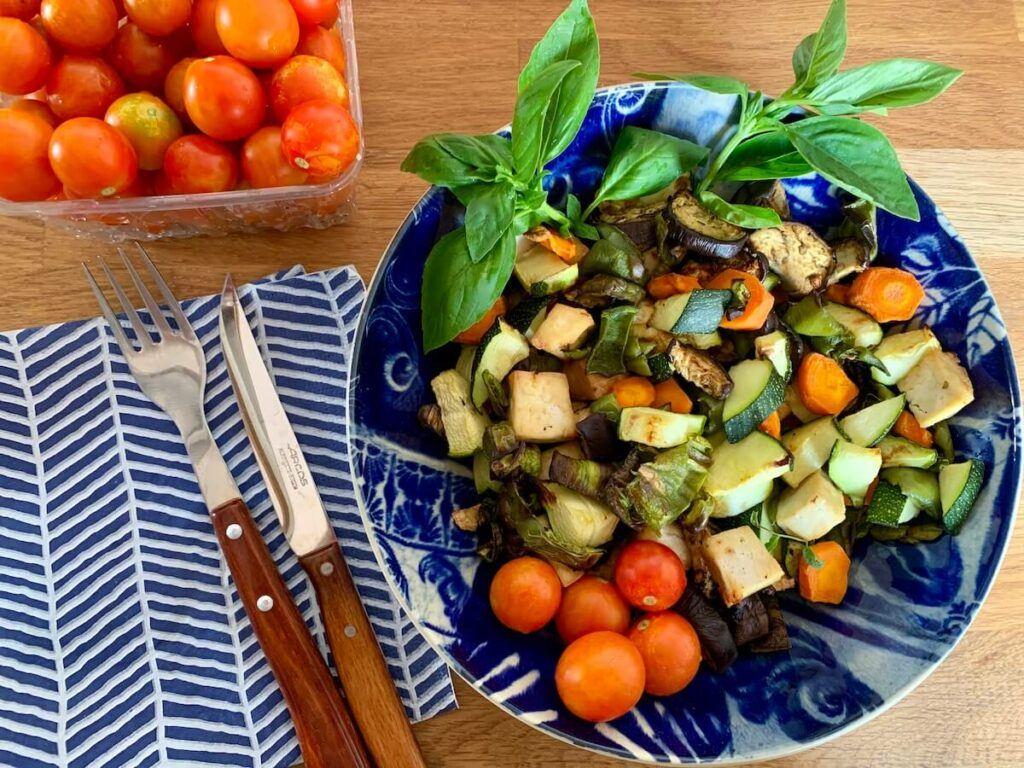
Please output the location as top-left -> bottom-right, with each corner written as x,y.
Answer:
347,82 -> 1022,763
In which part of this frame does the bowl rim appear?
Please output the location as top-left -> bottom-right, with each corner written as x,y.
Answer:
345,80 -> 1024,764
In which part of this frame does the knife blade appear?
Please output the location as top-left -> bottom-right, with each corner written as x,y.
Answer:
219,276 -> 427,768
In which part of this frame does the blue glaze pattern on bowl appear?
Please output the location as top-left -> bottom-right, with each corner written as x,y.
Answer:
347,82 -> 1022,763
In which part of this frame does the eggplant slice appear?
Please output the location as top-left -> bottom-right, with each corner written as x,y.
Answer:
598,176 -> 690,250
667,340 -> 733,399
677,250 -> 766,284
735,179 -> 791,220
666,190 -> 748,260
827,237 -> 871,285
747,222 -> 835,296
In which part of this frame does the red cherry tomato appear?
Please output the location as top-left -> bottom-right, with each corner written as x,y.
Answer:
183,56 -> 265,141
280,99 -> 359,178
0,109 -> 60,202
555,632 -> 645,723
0,0 -> 42,20
39,0 -> 118,55
613,540 -> 686,611
215,0 -> 299,69
105,92 -> 183,171
295,24 -> 345,76
10,98 -> 58,128
46,56 -> 125,120
269,55 -> 348,122
241,126 -> 308,188
190,0 -> 226,55
287,0 -> 338,27
0,18 -> 52,95
488,556 -> 562,634
124,0 -> 192,37
163,134 -> 238,193
163,57 -> 197,118
628,612 -> 702,696
49,117 -> 138,198
555,576 -> 632,644
109,22 -> 188,90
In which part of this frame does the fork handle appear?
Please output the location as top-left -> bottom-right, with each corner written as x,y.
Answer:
211,498 -> 371,768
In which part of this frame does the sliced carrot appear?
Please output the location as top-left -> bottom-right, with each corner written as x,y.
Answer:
651,378 -> 692,414
758,411 -> 782,439
795,352 -> 859,416
706,268 -> 775,331
847,267 -> 925,322
612,376 -> 656,408
646,273 -> 701,300
893,410 -> 934,448
799,541 -> 851,604
454,296 -> 507,345
527,225 -> 587,264
824,283 -> 850,305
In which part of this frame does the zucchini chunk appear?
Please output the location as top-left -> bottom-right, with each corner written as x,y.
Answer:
866,479 -> 918,527
514,236 -> 580,296
539,441 -> 585,481
530,303 -> 595,360
618,407 -> 706,448
838,394 -> 906,447
776,470 -> 846,541
782,417 -> 844,487
870,328 -> 941,385
507,370 -> 577,443
823,301 -> 882,348
722,359 -> 786,443
881,467 -> 940,516
702,526 -> 785,607
539,482 -> 619,547
598,176 -> 689,250
430,370 -> 489,458
705,430 -> 792,517
667,340 -> 733,398
650,290 -> 732,335
877,435 -> 939,468
939,459 -> 984,533
470,318 -> 530,407
755,330 -> 792,381
748,222 -> 834,296
666,189 -> 748,259
897,348 -> 975,428
506,296 -> 550,339
828,440 -> 882,505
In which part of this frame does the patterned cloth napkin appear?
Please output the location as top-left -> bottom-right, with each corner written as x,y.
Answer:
0,266 -> 456,768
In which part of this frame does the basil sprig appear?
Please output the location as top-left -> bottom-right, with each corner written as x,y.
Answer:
643,0 -> 962,225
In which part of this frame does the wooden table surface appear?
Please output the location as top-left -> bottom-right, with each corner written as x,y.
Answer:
2,1 -> 1022,765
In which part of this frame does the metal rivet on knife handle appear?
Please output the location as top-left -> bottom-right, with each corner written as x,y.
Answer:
257,595 -> 274,612
227,524 -> 243,539
320,562 -> 335,576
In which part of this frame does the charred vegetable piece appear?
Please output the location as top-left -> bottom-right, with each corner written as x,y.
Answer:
677,250 -> 765,284
491,443 -> 542,480
748,223 -> 835,296
727,594 -> 770,646
828,237 -> 871,285
575,275 -> 646,308
418,404 -> 445,438
750,588 -> 792,653
576,412 -> 620,461
735,179 -> 791,220
626,437 -> 713,529
597,177 -> 690,250
498,483 -> 604,570
581,225 -> 648,282
602,447 -> 652,527
838,197 -> 878,261
667,190 -> 748,259
676,585 -> 738,673
430,369 -> 490,457
539,482 -> 619,547
548,450 -> 613,498
452,504 -> 485,532
588,306 -> 639,376
484,421 -> 519,459
667,340 -> 734,398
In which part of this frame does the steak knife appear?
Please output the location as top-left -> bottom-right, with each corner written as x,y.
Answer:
219,276 -> 427,768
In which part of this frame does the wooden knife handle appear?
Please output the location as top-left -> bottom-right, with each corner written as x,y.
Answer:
211,499 -> 372,768
301,542 -> 428,768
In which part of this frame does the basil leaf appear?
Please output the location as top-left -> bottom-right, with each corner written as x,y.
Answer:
634,72 -> 749,96
565,193 -> 600,240
699,190 -> 782,229
815,102 -> 889,116
465,181 -> 516,263
793,0 -> 847,92
421,227 -> 516,352
809,58 -> 963,110
802,543 -> 824,569
401,133 -> 513,187
517,0 -> 599,170
716,131 -> 814,181
586,126 -> 708,215
512,59 -> 582,179
785,116 -> 919,220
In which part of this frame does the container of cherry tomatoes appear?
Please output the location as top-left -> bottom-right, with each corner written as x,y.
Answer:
0,0 -> 363,240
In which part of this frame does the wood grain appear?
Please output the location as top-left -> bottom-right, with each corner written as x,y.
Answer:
1,1 -> 1022,765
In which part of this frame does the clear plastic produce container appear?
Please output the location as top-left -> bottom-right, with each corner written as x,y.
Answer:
0,2 -> 363,241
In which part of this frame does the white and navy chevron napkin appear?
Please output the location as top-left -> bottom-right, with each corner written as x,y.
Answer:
0,266 -> 456,768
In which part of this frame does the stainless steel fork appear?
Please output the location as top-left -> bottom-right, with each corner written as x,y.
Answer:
84,244 -> 370,768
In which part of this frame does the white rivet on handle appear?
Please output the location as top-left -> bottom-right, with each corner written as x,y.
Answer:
226,524 -> 242,540
257,595 -> 274,612
319,561 -> 335,576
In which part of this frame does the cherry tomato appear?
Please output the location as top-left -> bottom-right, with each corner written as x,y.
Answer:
109,23 -> 188,90
150,170 -> 176,196
124,0 -> 192,37
49,117 -> 138,198
555,632 -> 645,723
190,0 -> 226,55
488,556 -> 562,634
10,98 -> 58,128
0,0 -> 41,21
270,55 -> 347,123
46,56 -> 125,120
163,57 -> 197,118
0,109 -> 60,202
163,134 -> 238,193
295,24 -> 345,76
613,540 -> 686,611
0,18 -> 51,95
628,612 -> 701,696
39,0 -> 118,55
105,92 -> 183,171
241,126 -> 307,188
183,56 -> 265,141
555,576 -> 632,645
216,0 -> 299,69
280,99 -> 359,177
287,0 -> 338,27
